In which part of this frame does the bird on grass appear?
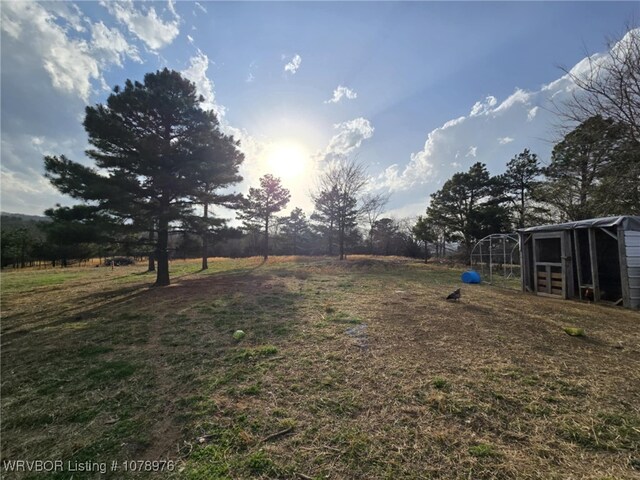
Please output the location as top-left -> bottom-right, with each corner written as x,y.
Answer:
446,288 -> 461,302
583,287 -> 594,301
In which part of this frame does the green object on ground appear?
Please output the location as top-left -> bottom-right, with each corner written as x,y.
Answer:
564,327 -> 585,337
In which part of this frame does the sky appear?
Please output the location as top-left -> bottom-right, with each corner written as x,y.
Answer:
1,1 -> 638,222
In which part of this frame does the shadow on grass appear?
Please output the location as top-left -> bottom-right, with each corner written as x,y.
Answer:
1,265 -> 307,469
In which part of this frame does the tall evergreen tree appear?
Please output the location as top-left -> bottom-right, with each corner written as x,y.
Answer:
499,149 -> 547,228
412,216 -> 437,263
426,162 -> 509,257
540,115 -> 631,220
238,174 -> 290,260
370,218 -> 399,255
310,187 -> 339,255
281,207 -> 310,255
191,134 -> 244,270
44,69 -> 243,285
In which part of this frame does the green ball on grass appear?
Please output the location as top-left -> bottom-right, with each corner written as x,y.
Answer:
233,330 -> 246,340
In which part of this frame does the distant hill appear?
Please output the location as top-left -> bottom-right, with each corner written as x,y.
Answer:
1,212 -> 50,223
1,213 -> 50,240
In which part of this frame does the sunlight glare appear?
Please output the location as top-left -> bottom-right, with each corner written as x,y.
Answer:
264,141 -> 310,182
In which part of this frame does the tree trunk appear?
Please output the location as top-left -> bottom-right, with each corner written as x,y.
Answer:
424,241 -> 429,264
202,203 -> 209,270
339,220 -> 345,260
328,219 -> 334,256
148,227 -> 155,271
263,217 -> 269,260
155,218 -> 170,286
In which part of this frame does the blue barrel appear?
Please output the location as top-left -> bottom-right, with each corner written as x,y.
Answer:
461,270 -> 481,284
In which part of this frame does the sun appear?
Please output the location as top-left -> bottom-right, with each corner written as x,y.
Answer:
263,141 -> 310,181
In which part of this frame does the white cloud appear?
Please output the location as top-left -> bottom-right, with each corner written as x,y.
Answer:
167,0 -> 178,19
325,85 -> 358,104
494,88 -> 531,113
246,72 -> 255,83
470,95 -> 497,116
373,46 -> 620,195
91,21 -> 141,67
1,2 -> 100,101
187,34 -> 194,44
383,201 -> 427,220
182,50 -> 225,118
284,54 -> 302,74
44,2 -> 88,33
376,116 -> 465,192
101,0 -> 180,51
194,2 -> 207,14
1,136 -> 85,214
322,117 -> 374,161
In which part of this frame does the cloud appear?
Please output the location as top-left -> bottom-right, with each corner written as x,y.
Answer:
470,95 -> 497,116
373,30 -> 640,201
101,0 -> 180,51
325,85 -> 357,104
494,88 -> 531,113
0,167 -> 69,213
91,21 -> 142,67
182,50 -> 226,118
246,72 -> 255,83
284,54 -> 302,74
187,34 -> 194,44
1,133 -> 86,214
1,2 -> 100,102
44,2 -> 88,33
194,2 -> 207,14
321,117 -> 374,162
375,116 -> 465,192
373,77 -> 578,193
383,201 -> 427,220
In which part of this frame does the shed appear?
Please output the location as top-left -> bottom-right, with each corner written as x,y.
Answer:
518,216 -> 640,309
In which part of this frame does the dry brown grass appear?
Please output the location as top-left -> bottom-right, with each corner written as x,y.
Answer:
1,256 -> 639,479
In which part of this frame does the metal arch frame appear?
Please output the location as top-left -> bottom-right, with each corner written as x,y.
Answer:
470,233 -> 521,284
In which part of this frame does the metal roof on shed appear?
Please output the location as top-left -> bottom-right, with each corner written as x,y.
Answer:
517,216 -> 640,233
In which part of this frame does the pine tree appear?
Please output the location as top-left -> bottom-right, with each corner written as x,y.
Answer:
281,207 -> 310,255
427,162 -> 509,257
412,216 -> 437,263
310,187 -> 339,255
238,174 -> 290,260
541,115 -> 628,220
499,149 -> 546,228
44,69 -> 243,285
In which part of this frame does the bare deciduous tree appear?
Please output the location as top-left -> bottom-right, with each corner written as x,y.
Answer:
360,192 -> 390,253
558,26 -> 640,142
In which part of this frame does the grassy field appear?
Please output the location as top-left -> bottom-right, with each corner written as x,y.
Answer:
1,256 -> 639,479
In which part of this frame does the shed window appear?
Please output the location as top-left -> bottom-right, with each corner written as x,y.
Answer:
536,237 -> 561,263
